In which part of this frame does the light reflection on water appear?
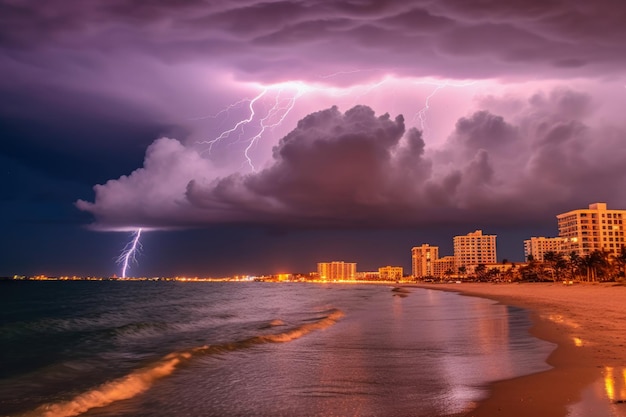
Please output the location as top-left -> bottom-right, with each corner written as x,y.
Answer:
605,366 -> 626,404
86,287 -> 552,417
568,366 -> 626,417
1,283 -> 555,417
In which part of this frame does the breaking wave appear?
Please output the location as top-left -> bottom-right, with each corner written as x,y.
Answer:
259,319 -> 285,329
20,309 -> 343,417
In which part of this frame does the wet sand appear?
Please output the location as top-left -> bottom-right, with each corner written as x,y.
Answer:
412,282 -> 626,417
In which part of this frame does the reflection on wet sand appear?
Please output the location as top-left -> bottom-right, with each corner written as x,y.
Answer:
416,282 -> 626,416
568,367 -> 626,417
604,366 -> 626,404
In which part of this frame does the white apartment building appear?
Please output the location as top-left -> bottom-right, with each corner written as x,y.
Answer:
523,237 -> 564,261
411,244 -> 439,277
317,261 -> 357,281
557,202 -> 626,256
453,230 -> 497,268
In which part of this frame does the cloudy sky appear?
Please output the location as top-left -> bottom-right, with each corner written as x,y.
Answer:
2,0 -> 625,277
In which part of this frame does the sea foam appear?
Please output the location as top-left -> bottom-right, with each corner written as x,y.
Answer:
21,309 -> 343,417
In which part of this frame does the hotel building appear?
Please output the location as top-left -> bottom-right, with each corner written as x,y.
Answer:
411,244 -> 439,278
378,266 -> 404,281
317,261 -> 357,281
557,202 -> 626,256
355,271 -> 380,281
454,230 -> 497,269
432,256 -> 456,278
523,237 -> 564,261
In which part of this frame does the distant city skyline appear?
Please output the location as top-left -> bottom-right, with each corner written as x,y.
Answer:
3,203 -> 625,278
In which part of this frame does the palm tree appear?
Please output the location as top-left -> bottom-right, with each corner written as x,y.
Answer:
488,267 -> 501,281
567,251 -> 582,281
458,266 -> 467,281
581,253 -> 594,282
474,264 -> 487,281
543,251 -> 558,282
613,246 -> 626,282
503,262 -> 517,282
582,250 -> 609,282
598,250 -> 614,281
555,253 -> 568,281
518,263 -> 537,281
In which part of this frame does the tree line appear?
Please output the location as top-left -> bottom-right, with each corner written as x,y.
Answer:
438,247 -> 626,283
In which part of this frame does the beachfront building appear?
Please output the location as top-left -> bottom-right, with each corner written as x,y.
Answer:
355,271 -> 380,281
432,256 -> 456,278
454,230 -> 497,270
274,274 -> 293,282
411,244 -> 439,278
523,237 -> 564,261
557,202 -> 626,256
378,266 -> 403,281
317,261 -> 357,281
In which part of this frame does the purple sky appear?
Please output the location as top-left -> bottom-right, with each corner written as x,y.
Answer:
2,0 -> 626,277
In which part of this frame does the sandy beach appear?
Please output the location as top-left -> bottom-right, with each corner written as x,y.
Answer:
413,282 -> 626,417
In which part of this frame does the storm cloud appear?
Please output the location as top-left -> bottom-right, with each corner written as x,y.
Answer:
3,0 -> 625,201
2,0 -> 626,82
77,88 -> 626,230
3,0 -> 626,275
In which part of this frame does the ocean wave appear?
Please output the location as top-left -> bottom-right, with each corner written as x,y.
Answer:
259,319 -> 286,329
109,321 -> 170,342
19,308 -> 343,417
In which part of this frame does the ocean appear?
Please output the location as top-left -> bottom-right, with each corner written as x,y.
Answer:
0,281 -> 554,417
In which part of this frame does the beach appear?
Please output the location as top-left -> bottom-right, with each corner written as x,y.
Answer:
414,282 -> 626,417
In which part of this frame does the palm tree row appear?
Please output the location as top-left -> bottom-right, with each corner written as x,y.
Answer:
426,247 -> 626,283
519,246 -> 626,283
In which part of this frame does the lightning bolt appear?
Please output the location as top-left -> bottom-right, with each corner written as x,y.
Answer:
198,90 -> 268,155
412,80 -> 477,138
196,82 -> 313,171
189,98 -> 252,123
196,76 -> 478,170
116,228 -> 143,278
241,83 -> 309,170
415,83 -> 447,132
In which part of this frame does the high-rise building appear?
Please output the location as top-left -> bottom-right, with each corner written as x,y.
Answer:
317,261 -> 357,281
557,202 -> 626,256
378,266 -> 403,281
432,256 -> 456,278
411,244 -> 439,277
453,230 -> 497,268
523,237 -> 564,261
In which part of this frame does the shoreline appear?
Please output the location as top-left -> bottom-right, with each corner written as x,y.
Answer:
411,282 -> 626,417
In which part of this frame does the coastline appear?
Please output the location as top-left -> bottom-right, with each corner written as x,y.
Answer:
411,282 -> 626,417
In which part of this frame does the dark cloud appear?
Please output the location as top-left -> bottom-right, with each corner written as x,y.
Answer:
2,1 -> 623,205
434,88 -> 626,214
78,90 -> 626,230
1,0 -> 625,82
76,137 -> 216,230
450,111 -> 519,153
187,105 -> 422,225
78,105 -> 436,229
3,0 -> 626,276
